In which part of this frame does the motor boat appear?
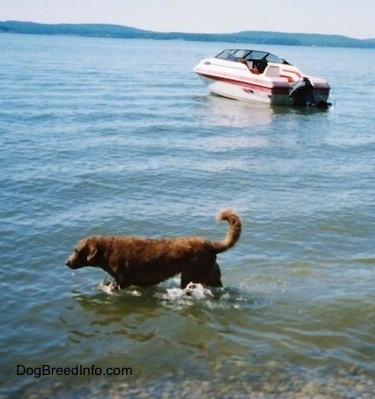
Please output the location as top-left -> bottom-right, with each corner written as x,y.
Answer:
193,49 -> 330,107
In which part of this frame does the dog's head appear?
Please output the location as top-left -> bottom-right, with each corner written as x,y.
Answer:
66,237 -> 99,269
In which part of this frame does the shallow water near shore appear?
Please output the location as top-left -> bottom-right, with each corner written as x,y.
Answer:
0,33 -> 374,398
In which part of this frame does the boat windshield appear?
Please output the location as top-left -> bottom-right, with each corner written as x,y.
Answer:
216,49 -> 289,64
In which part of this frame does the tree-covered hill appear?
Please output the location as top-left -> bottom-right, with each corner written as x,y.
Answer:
1,20 -> 374,48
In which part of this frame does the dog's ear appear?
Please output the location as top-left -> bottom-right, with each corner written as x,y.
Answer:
86,240 -> 98,263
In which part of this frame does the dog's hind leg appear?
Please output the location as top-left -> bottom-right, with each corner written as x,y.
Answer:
180,271 -> 193,289
180,265 -> 203,289
180,262 -> 223,288
203,262 -> 223,287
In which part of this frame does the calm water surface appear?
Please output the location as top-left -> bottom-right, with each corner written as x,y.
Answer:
0,33 -> 374,398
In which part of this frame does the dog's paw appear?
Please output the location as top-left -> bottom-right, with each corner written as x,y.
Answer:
184,282 -> 214,299
97,280 -> 120,294
108,281 -> 121,291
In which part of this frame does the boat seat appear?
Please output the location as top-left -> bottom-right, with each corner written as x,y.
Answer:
264,65 -> 280,77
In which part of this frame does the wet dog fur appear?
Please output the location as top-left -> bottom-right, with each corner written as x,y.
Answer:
66,209 -> 241,289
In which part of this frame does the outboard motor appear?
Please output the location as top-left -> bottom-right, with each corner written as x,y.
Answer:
290,77 -> 316,107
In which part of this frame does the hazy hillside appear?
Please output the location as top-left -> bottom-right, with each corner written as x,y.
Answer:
1,20 -> 374,48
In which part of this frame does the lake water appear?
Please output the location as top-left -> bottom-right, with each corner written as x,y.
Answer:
0,33 -> 374,398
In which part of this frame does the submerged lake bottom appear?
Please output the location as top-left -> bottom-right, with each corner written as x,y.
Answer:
8,370 -> 375,399
5,280 -> 375,399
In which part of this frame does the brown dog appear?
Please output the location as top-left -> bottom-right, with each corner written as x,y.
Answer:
66,209 -> 241,289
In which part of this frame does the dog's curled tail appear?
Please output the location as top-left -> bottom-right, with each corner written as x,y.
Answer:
212,209 -> 242,253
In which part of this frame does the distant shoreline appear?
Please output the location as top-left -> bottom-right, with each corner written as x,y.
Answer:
1,20 -> 375,48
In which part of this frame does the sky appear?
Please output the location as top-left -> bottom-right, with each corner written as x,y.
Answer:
1,0 -> 374,39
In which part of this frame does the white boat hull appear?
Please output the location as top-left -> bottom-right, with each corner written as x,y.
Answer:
197,74 -> 292,105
